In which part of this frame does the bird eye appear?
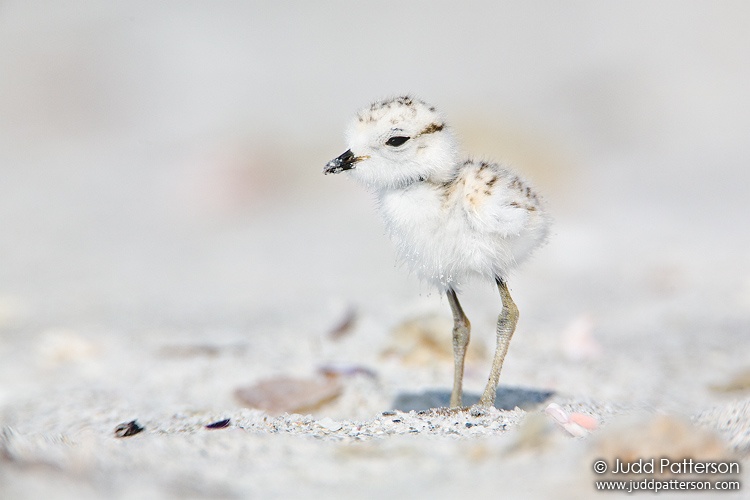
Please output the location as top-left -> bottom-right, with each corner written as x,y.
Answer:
385,136 -> 410,147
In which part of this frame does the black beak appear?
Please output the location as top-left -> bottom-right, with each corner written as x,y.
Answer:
324,149 -> 359,175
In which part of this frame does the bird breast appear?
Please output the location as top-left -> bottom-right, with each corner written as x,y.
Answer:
376,160 -> 549,289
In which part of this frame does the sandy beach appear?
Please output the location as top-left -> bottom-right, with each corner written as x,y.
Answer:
1,2 -> 749,498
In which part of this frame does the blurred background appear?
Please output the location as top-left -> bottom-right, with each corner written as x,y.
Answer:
2,4 -> 750,497
0,1 -> 749,405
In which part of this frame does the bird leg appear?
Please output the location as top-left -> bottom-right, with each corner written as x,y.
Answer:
446,288 -> 470,408
478,278 -> 519,407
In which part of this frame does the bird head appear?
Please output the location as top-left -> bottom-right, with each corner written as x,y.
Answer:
325,96 -> 459,189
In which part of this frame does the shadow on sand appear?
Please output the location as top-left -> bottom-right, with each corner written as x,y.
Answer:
391,386 -> 555,412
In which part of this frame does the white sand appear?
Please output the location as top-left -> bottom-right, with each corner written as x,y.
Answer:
1,2 -> 749,498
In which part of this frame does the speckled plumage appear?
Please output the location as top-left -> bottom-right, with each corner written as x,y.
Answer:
326,96 -> 550,291
324,96 -> 551,408
379,158 -> 548,291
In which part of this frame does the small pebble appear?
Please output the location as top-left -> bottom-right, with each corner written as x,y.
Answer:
114,420 -> 144,438
470,407 -> 486,417
318,363 -> 377,379
328,307 -> 357,340
544,403 -> 597,437
206,418 -> 231,429
235,376 -> 342,414
318,417 -> 343,432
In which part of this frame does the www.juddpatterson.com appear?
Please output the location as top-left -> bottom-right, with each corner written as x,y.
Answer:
594,478 -> 740,493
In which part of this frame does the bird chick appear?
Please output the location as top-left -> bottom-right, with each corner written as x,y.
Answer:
325,95 -> 550,408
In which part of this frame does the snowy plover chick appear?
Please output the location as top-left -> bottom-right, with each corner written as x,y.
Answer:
324,96 -> 550,408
